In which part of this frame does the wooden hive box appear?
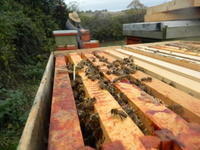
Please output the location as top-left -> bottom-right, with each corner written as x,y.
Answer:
17,41 -> 200,150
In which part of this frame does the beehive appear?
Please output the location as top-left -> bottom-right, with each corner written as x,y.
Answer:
18,41 -> 200,150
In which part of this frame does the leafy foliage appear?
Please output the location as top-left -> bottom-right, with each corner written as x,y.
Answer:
81,11 -> 145,42
0,0 -> 68,149
127,0 -> 147,11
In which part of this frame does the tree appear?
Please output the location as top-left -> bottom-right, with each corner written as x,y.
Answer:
127,0 -> 147,11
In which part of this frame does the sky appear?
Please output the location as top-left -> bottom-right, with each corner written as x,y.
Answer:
65,0 -> 171,12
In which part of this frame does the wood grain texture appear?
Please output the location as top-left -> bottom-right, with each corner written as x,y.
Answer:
115,49 -> 200,82
90,51 -> 200,150
97,51 -> 200,124
130,71 -> 200,124
18,53 -> 54,150
69,52 -> 147,150
147,0 -> 195,15
145,7 -> 200,22
124,47 -> 200,72
48,55 -> 84,150
106,49 -> 200,99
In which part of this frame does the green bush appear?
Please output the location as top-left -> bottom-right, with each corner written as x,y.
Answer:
0,0 -> 68,149
0,89 -> 27,125
80,11 -> 145,42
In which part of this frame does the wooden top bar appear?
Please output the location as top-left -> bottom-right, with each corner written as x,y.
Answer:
68,52 -> 148,150
130,71 -> 200,124
123,46 -> 200,72
106,49 -> 200,99
96,51 -> 200,124
48,56 -> 84,150
150,45 -> 200,57
83,52 -> 200,150
115,48 -> 200,82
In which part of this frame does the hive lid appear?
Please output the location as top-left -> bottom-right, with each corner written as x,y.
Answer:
53,30 -> 77,35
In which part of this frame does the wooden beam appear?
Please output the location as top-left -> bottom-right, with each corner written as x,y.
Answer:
124,47 -> 200,72
96,51 -> 200,123
68,53 -> 147,150
105,49 -> 200,99
48,55 -> 84,150
54,46 -> 121,57
145,7 -> 200,22
146,0 -> 196,15
195,0 -> 200,6
115,49 -> 200,82
82,51 -> 200,150
18,53 -> 54,150
130,71 -> 200,124
150,45 -> 200,57
135,46 -> 200,62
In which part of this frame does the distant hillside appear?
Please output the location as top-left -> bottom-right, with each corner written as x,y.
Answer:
80,10 -> 126,17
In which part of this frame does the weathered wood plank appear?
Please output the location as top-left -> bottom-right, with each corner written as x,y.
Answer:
134,46 -> 200,62
147,0 -> 196,15
150,45 -> 200,57
48,55 -> 84,150
105,50 -> 200,99
68,52 -> 147,150
96,51 -> 200,124
145,7 -> 200,22
18,53 -> 54,150
54,46 -> 121,57
115,48 -> 200,82
124,47 -> 200,71
85,51 -> 200,150
195,0 -> 200,6
130,71 -> 200,124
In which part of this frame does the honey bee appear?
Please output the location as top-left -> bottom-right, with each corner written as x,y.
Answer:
139,85 -> 148,93
92,58 -> 96,62
93,127 -> 103,141
71,80 -> 76,89
130,68 -> 136,74
113,77 -> 121,83
90,113 -> 99,121
79,93 -> 85,102
98,80 -> 106,90
90,97 -> 97,103
113,61 -> 120,67
103,79 -> 109,85
129,56 -> 134,62
75,75 -> 83,84
73,90 -> 79,99
77,109 -> 85,126
168,104 -> 183,116
106,70 -> 112,75
141,77 -> 152,82
111,108 -> 127,120
169,82 -> 176,87
77,85 -> 84,93
76,102 -> 86,110
115,69 -> 124,76
120,92 -> 128,103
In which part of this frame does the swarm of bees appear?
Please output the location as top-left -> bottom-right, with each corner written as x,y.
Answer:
67,54 -> 168,146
